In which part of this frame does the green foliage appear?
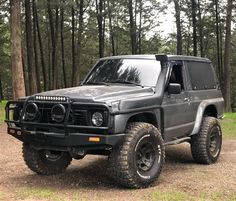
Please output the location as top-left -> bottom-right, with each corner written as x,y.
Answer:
0,17 -> 11,99
0,100 -> 6,123
0,0 -> 235,110
222,113 -> 236,138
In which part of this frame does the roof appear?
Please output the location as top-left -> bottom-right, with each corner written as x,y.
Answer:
100,54 -> 211,63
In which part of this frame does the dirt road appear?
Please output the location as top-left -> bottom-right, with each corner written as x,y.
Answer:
0,123 -> 235,201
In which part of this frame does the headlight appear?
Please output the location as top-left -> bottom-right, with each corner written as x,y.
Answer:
25,103 -> 38,121
91,112 -> 103,126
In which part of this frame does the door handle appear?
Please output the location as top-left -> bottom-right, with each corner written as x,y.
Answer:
184,97 -> 190,102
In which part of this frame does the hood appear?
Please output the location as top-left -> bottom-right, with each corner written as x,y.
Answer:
35,85 -> 155,104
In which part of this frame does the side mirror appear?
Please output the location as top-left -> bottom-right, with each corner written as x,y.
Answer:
168,83 -> 181,94
79,80 -> 84,86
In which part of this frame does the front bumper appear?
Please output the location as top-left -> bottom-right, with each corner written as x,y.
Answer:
7,126 -> 125,148
5,99 -> 124,151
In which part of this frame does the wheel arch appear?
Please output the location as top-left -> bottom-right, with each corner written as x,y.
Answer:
127,112 -> 159,128
190,98 -> 224,135
203,105 -> 218,118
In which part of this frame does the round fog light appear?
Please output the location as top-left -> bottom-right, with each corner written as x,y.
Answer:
51,104 -> 66,123
25,103 -> 38,121
92,112 -> 103,126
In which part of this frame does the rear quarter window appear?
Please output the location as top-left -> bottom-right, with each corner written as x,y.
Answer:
186,61 -> 217,90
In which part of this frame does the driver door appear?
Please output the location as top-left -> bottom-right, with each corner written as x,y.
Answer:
162,61 -> 194,142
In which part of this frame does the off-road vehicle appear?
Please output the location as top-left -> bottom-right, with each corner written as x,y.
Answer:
5,55 -> 224,188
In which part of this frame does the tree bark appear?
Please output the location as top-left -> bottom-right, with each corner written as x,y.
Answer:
72,0 -> 84,86
33,0 -> 47,91
191,0 -> 197,56
214,0 -> 223,87
197,0 -> 203,57
107,0 -> 115,55
32,0 -> 41,92
96,0 -> 105,58
25,0 -> 38,94
128,0 -> 137,54
10,0 -> 26,99
223,0 -> 233,112
71,3 -> 76,86
60,0 -> 67,88
137,0 -> 142,54
0,74 -> 3,100
173,0 -> 182,55
47,0 -> 59,89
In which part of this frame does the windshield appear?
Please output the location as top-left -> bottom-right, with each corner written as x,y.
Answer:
84,59 -> 161,87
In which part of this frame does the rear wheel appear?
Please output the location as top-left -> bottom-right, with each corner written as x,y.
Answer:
23,143 -> 72,175
191,117 -> 222,164
108,122 -> 165,188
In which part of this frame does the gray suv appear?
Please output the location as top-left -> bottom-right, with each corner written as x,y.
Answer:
5,55 -> 224,188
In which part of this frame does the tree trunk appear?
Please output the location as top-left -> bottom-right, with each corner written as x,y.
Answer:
191,0 -> 197,56
215,0 -> 221,82
22,46 -> 29,95
71,4 -> 76,86
223,0 -> 233,112
32,0 -> 41,92
137,0 -> 142,54
107,0 -> 115,55
197,0 -> 203,57
46,16 -> 52,90
33,0 -> 47,91
47,0 -> 59,89
60,0 -> 67,88
173,0 -> 182,55
96,0 -> 105,58
128,0 -> 137,54
72,0 -> 84,86
0,74 -> 3,100
10,0 -> 25,99
25,0 -> 38,94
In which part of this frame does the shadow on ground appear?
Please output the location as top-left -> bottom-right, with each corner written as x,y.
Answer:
9,143 -> 196,190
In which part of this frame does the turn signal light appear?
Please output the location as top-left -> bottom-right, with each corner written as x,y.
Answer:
88,137 -> 100,142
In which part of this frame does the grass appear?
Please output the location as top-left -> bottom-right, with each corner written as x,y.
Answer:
222,113 -> 236,138
151,191 -> 236,201
16,187 -> 56,200
0,100 -> 6,123
15,187 -> 88,201
0,191 -> 4,200
151,191 -> 190,201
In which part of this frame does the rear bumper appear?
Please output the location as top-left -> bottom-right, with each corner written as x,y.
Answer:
7,126 -> 125,148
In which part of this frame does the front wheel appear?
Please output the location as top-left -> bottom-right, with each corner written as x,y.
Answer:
108,122 -> 165,188
191,117 -> 222,164
23,143 -> 72,175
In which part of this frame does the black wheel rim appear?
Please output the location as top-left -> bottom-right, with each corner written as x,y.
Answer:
209,126 -> 221,157
41,150 -> 62,162
135,138 -> 155,172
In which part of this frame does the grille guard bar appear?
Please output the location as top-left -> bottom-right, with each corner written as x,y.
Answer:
5,96 -> 112,134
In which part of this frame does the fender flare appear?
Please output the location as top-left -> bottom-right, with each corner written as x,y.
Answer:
190,98 -> 224,135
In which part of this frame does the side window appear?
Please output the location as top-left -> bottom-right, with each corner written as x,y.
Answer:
165,63 -> 185,92
169,64 -> 184,90
187,61 -> 216,90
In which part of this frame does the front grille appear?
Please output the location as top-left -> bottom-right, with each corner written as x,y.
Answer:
71,109 -> 88,125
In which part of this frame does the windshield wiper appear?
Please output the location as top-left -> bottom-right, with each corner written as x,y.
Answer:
109,80 -> 144,87
84,82 -> 109,86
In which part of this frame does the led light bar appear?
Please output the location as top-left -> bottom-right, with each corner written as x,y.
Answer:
35,95 -> 69,102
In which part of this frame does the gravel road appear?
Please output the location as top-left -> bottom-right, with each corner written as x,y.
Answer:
0,123 -> 235,201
